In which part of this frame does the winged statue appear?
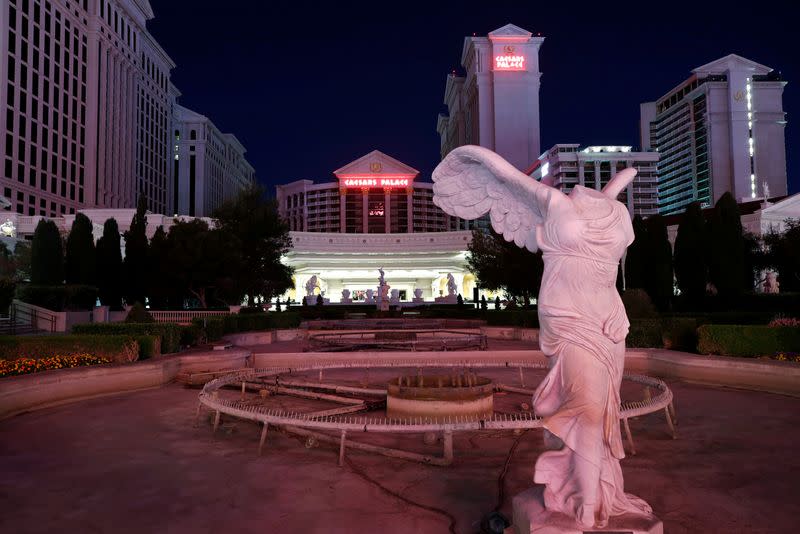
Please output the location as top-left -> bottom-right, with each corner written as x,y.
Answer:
433,145 -> 654,529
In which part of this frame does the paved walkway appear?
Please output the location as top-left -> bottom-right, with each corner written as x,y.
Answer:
1,376 -> 799,533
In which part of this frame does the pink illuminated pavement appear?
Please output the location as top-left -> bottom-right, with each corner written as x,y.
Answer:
1,363 -> 799,533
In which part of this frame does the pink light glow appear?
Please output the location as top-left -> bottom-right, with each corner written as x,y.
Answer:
341,177 -> 411,188
495,55 -> 525,70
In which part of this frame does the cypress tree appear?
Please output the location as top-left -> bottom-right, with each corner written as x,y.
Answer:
96,218 -> 123,308
30,219 -> 64,285
644,214 -> 674,311
65,213 -> 96,285
624,215 -> 648,290
708,192 -> 745,297
124,195 -> 149,305
147,226 -> 172,309
673,202 -> 708,304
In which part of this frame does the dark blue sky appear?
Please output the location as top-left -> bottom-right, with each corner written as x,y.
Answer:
148,0 -> 797,195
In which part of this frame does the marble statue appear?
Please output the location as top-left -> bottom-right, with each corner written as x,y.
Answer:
305,276 -> 318,297
763,271 -> 780,294
378,267 -> 386,288
433,145 -> 654,529
446,273 -> 457,296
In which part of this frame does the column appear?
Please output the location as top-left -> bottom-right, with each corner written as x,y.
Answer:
384,189 -> 391,233
594,161 -> 601,191
406,187 -> 413,232
625,160 -> 635,216
361,189 -> 369,233
476,72 -> 495,150
339,188 -> 346,232
578,157 -> 585,187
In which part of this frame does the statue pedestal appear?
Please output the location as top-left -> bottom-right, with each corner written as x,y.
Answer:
340,298 -> 352,304
435,295 -> 457,304
509,486 -> 662,534
412,297 -> 424,304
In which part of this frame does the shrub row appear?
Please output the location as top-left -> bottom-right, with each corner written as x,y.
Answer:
72,322 -> 182,353
697,325 -> 800,358
192,312 -> 302,341
0,335 -> 142,363
16,284 -> 98,311
626,317 -> 699,351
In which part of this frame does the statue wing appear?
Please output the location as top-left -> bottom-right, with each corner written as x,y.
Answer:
432,145 -> 567,252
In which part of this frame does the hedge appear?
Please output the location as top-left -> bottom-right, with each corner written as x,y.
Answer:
133,335 -> 161,360
72,322 -> 182,354
192,312 -> 302,341
0,335 -> 141,363
697,325 -> 800,358
180,324 -> 205,347
15,284 -> 98,311
625,318 -> 699,350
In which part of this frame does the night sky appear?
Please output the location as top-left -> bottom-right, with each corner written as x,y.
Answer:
148,0 -> 797,196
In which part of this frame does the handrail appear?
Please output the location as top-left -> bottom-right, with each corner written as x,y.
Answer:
149,310 -> 231,325
9,301 -> 57,334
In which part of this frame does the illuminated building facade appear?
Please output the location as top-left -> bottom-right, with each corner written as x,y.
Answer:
437,23 -> 544,171
0,0 -> 253,218
172,104 -> 255,217
529,144 -> 660,217
640,54 -> 788,215
276,150 -> 477,303
277,150 -> 468,234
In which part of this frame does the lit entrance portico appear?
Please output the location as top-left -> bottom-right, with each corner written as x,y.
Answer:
283,231 -> 475,303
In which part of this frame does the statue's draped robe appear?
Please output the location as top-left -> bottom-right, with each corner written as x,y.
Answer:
532,186 -> 651,523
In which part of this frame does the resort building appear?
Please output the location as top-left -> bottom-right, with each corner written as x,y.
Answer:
171,104 -> 255,217
0,0 -> 254,219
640,54 -> 788,215
276,150 -> 477,302
437,24 -> 545,171
529,144 -> 660,217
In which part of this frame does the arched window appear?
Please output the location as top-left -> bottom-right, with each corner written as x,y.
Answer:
190,129 -> 197,140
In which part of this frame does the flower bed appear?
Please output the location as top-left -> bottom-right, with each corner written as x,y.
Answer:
0,335 -> 140,363
0,354 -> 112,378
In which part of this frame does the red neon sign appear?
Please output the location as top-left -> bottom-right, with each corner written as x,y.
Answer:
495,54 -> 525,70
342,177 -> 410,188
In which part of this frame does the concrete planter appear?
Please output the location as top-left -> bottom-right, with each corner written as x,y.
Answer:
0,349 -> 251,420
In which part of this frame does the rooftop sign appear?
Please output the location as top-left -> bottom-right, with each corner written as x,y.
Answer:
495,45 -> 525,71
341,177 -> 411,188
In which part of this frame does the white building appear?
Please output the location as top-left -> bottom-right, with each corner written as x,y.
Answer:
437,23 -> 544,171
640,54 -> 788,215
0,0 -> 177,216
529,144 -> 660,217
664,193 -> 800,245
276,150 -> 477,302
171,104 -> 255,217
1,0 -> 252,220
